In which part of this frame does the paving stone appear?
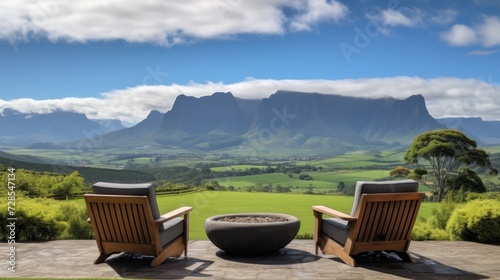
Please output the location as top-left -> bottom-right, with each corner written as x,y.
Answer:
1,240 -> 499,279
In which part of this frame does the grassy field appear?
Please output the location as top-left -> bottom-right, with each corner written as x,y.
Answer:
77,191 -> 436,240
305,150 -> 405,168
208,169 -> 430,193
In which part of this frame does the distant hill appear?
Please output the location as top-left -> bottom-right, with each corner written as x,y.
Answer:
0,152 -> 155,184
0,151 -> 50,164
437,117 -> 500,145
96,110 -> 164,148
0,109 -> 124,147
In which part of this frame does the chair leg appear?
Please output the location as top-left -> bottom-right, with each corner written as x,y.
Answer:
94,253 -> 110,264
319,235 -> 357,267
150,237 -> 186,267
335,250 -> 357,267
151,254 -> 170,268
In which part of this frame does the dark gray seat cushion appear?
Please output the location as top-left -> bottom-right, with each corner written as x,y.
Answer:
321,179 -> 418,245
159,218 -> 184,247
322,218 -> 350,245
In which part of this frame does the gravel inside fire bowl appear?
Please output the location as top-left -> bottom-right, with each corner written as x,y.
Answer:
216,216 -> 289,223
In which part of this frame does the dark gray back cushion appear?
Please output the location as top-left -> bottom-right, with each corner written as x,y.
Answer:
92,182 -> 160,220
350,179 -> 418,216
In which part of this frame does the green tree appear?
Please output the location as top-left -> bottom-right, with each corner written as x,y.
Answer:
304,184 -> 314,194
299,173 -> 313,180
404,129 -> 497,202
53,171 -> 85,199
337,181 -> 345,192
389,166 -> 411,178
448,167 -> 486,193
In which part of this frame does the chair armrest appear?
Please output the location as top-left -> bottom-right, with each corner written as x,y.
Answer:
313,205 -> 357,221
153,206 -> 193,225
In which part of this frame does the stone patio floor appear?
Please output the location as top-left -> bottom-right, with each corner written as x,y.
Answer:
1,240 -> 499,279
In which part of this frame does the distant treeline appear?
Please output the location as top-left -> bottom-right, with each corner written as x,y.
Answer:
0,156 -> 155,184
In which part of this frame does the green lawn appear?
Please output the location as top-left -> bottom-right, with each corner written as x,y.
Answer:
153,191 -> 437,240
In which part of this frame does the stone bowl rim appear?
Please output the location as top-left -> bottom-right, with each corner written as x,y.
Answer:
205,212 -> 299,226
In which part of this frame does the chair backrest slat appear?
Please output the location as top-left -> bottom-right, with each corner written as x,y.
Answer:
116,204 -> 130,243
387,201 -> 404,241
107,203 -> 119,242
380,201 -> 395,240
396,200 -> 412,240
366,202 -> 384,242
97,202 -> 112,241
113,203 -> 126,243
136,204 -> 152,244
125,203 -> 139,243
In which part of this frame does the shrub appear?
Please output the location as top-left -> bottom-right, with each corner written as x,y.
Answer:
412,219 -> 449,240
67,216 -> 94,239
0,196 -> 93,241
432,200 -> 458,229
411,195 -> 458,241
446,199 -> 500,244
467,192 -> 500,201
295,232 -> 313,239
1,210 -> 60,241
57,204 -> 94,239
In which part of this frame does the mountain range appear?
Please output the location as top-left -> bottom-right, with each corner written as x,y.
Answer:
2,91 -> 500,154
0,109 -> 124,148
96,91 -> 448,153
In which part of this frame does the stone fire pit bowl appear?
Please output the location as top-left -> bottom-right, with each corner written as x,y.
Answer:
204,213 -> 300,256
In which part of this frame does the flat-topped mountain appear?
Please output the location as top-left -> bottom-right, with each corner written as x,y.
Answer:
89,91 -> 445,153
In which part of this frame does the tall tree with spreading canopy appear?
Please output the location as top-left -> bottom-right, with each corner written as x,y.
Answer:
404,129 -> 497,202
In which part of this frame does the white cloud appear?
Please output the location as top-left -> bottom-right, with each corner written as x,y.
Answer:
440,24 -> 478,46
289,0 -> 349,31
366,8 -> 423,31
479,16 -> 500,47
381,9 -> 422,27
1,77 -> 499,125
431,9 -> 458,24
441,16 -> 500,47
0,0 -> 349,45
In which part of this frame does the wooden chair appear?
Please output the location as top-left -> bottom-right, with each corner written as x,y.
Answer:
84,182 -> 192,267
313,180 -> 424,267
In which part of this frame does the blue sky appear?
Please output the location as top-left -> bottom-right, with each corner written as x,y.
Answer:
1,0 -> 500,125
